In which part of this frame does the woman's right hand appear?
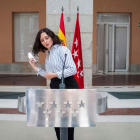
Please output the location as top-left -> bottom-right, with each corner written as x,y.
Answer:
29,58 -> 38,72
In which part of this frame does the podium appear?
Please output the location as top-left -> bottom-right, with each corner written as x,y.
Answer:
18,89 -> 107,140
26,89 -> 97,127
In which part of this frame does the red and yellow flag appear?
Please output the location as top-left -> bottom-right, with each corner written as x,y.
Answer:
58,12 -> 67,46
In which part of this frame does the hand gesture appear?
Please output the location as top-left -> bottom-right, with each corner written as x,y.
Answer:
29,58 -> 38,72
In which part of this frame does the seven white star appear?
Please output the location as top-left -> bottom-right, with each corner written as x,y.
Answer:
74,38 -> 78,48
35,100 -> 87,118
72,50 -> 78,59
77,59 -> 81,68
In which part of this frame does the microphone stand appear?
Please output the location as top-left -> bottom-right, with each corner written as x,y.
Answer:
59,54 -> 67,89
59,54 -> 68,140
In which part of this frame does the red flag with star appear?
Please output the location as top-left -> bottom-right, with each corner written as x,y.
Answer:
71,12 -> 84,89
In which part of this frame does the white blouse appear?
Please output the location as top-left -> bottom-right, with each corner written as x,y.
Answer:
37,44 -> 77,79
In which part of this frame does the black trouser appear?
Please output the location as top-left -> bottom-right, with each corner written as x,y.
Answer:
54,127 -> 74,140
50,76 -> 79,140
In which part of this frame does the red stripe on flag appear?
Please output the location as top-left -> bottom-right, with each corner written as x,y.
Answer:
59,12 -> 65,36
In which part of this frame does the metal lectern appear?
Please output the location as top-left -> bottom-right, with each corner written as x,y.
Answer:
26,89 -> 97,140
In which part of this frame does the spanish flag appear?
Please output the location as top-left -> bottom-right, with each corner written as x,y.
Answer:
58,12 -> 67,46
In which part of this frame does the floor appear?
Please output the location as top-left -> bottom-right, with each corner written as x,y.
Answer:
0,121 -> 140,140
0,87 -> 140,140
0,74 -> 46,86
1,74 -> 140,86
0,74 -> 140,140
92,74 -> 140,86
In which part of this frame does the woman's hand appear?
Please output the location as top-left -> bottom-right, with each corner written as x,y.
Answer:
44,72 -> 57,79
29,58 -> 38,72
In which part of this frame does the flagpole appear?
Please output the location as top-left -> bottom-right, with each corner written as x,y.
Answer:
77,6 -> 79,12
61,6 -> 64,12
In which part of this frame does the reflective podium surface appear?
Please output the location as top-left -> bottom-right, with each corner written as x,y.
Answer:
26,89 -> 97,127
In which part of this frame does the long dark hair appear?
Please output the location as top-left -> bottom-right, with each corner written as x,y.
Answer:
32,28 -> 62,55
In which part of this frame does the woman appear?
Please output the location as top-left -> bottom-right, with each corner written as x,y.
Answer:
29,28 -> 79,140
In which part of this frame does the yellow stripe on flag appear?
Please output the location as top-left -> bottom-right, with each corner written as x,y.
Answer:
58,28 -> 67,46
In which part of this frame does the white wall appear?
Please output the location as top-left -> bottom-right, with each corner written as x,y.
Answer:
46,0 -> 93,87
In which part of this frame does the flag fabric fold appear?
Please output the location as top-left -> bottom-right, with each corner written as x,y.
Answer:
71,13 -> 84,89
58,12 -> 67,46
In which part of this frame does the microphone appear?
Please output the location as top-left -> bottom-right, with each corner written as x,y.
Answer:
59,54 -> 67,89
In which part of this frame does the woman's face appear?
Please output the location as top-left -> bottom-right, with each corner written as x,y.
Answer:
40,32 -> 53,50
